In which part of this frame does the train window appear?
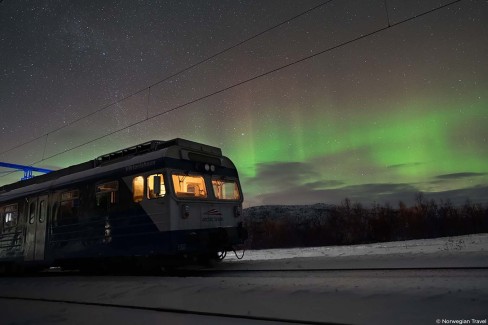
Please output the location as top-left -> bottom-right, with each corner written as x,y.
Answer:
39,200 -> 47,223
147,174 -> 166,199
96,181 -> 118,205
3,204 -> 18,227
133,176 -> 144,203
52,202 -> 59,226
61,190 -> 79,202
29,202 -> 36,224
172,174 -> 207,198
96,181 -> 118,193
212,179 -> 240,200
60,190 -> 80,225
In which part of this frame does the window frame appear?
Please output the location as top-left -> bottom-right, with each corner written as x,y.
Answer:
39,199 -> 47,223
147,173 -> 166,199
2,203 -> 18,228
28,201 -> 36,224
59,189 -> 80,224
132,176 -> 145,203
211,177 -> 241,201
171,172 -> 208,199
96,180 -> 119,205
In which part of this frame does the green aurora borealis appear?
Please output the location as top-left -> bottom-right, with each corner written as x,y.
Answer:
1,0 -> 487,206
231,97 -> 487,181
223,92 -> 487,206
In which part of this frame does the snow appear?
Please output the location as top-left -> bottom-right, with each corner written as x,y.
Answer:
225,233 -> 488,261
0,298 -> 280,325
1,234 -> 487,325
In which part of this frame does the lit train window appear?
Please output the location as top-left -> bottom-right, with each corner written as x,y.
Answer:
132,176 -> 144,203
147,174 -> 166,199
172,174 -> 207,198
212,179 -> 240,200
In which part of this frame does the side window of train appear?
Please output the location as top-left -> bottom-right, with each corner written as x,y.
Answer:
60,190 -> 80,225
132,176 -> 144,203
52,202 -> 59,227
39,199 -> 47,223
3,204 -> 18,228
147,174 -> 166,199
29,201 -> 36,224
96,181 -> 119,206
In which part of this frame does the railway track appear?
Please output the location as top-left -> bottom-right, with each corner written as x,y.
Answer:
172,265 -> 488,277
1,264 -> 486,325
200,265 -> 488,272
2,265 -> 487,278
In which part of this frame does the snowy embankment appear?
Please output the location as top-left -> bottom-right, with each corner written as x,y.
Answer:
223,233 -> 488,270
227,233 -> 488,261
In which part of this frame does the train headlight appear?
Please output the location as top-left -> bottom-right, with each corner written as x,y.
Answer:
182,205 -> 190,219
205,164 -> 210,171
210,165 -> 215,172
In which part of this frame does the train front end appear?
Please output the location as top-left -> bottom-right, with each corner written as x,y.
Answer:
162,140 -> 247,261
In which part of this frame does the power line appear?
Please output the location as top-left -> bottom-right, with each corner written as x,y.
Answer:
0,0 -> 335,158
0,0 -> 465,181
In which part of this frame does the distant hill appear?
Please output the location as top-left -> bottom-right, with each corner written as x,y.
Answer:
241,201 -> 488,249
243,203 -> 335,222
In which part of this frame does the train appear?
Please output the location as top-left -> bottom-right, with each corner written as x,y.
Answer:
0,138 -> 247,273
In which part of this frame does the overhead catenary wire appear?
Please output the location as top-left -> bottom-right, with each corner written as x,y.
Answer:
0,0 -> 465,180
0,0 -> 335,158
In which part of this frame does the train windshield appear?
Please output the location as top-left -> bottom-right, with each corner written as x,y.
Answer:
172,174 -> 207,198
212,178 -> 240,200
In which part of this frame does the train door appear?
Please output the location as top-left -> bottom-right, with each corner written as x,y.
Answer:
24,195 -> 48,261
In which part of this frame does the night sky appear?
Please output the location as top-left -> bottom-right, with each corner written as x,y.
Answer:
1,0 -> 487,207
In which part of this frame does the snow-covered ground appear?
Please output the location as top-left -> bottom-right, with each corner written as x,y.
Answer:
226,233 -> 488,261
0,234 -> 487,325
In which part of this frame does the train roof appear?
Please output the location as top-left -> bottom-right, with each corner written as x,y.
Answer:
0,138 -> 226,198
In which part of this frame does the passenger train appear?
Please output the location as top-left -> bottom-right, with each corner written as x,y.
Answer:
0,138 -> 247,273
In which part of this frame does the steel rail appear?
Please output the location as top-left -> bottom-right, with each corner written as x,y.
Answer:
3,265 -> 487,278
181,265 -> 488,276
219,266 -> 488,271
